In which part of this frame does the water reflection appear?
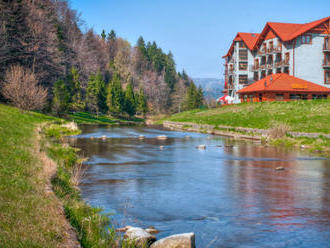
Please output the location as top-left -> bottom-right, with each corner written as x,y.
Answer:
69,125 -> 330,247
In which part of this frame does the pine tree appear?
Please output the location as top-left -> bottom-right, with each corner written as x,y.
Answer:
101,29 -> 106,40
52,79 -> 70,115
136,88 -> 148,117
124,81 -> 136,117
68,67 -> 85,111
183,82 -> 202,110
106,73 -> 124,116
107,30 -> 116,41
86,72 -> 107,114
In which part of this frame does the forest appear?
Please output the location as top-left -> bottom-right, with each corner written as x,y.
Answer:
0,0 -> 203,117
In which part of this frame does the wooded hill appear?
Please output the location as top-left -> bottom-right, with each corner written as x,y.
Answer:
0,0 -> 203,116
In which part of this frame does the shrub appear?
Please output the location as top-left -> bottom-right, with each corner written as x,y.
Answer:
1,65 -> 48,111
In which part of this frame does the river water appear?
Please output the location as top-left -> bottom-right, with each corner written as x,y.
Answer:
70,125 -> 330,247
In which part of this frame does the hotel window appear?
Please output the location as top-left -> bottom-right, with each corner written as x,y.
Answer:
238,41 -> 246,48
253,72 -> 259,81
261,70 -> 266,79
239,74 -> 248,84
312,94 -> 327,99
275,94 -> 284,101
267,69 -> 273,75
301,35 -> 312,44
325,37 -> 330,50
239,62 -> 248,70
276,68 -> 282,73
239,49 -> 248,61
284,52 -> 290,64
261,56 -> 266,65
269,41 -> 274,50
326,71 -> 330,84
284,67 -> 289,74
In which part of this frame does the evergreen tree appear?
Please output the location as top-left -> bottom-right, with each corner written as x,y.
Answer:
68,67 -> 85,111
124,81 -> 136,117
107,29 -> 116,41
136,88 -> 148,117
183,82 -> 203,110
52,79 -> 70,115
86,72 -> 107,114
164,51 -> 177,90
196,86 -> 204,107
101,29 -> 106,40
106,73 -> 124,116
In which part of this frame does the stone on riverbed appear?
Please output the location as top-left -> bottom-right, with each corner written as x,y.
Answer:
196,144 -> 206,150
275,166 -> 285,171
124,227 -> 156,248
139,135 -> 145,140
157,135 -> 168,140
150,233 -> 195,248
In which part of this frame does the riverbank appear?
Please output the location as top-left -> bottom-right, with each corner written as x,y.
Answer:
66,112 -> 145,125
158,100 -> 330,155
0,104 -> 134,247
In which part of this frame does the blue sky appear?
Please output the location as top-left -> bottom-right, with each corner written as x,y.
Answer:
70,0 -> 330,79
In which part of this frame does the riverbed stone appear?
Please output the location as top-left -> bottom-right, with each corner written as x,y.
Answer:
124,227 -> 156,248
150,233 -> 195,248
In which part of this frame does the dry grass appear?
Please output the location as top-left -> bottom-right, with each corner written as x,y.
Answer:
268,123 -> 290,139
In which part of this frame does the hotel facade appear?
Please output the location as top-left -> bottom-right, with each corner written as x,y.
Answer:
223,17 -> 330,102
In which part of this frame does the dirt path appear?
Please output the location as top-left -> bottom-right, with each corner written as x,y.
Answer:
35,126 -> 81,248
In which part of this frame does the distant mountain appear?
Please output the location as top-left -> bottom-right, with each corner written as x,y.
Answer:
193,78 -> 224,99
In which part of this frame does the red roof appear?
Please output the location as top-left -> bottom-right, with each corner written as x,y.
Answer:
237,74 -> 330,94
253,16 -> 330,49
223,32 -> 259,58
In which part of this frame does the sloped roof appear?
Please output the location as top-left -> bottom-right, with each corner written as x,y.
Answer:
223,32 -> 259,58
253,16 -> 330,49
237,74 -> 330,94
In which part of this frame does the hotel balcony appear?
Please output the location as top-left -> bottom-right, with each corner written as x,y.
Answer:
323,59 -> 330,68
259,64 -> 266,70
267,47 -> 274,54
250,64 -> 260,71
266,63 -> 273,69
274,46 -> 282,53
323,42 -> 330,52
258,48 -> 266,55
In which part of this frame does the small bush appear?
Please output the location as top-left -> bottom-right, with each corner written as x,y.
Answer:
268,123 -> 290,139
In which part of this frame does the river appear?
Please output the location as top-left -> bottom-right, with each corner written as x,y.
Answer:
70,125 -> 330,247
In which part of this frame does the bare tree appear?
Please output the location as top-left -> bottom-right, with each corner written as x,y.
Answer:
1,65 -> 48,111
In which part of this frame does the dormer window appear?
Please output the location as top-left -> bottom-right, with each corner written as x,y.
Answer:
301,35 -> 312,44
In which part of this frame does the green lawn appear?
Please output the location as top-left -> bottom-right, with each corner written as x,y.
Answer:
163,100 -> 330,134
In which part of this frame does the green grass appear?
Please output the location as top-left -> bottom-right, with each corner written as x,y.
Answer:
66,112 -> 144,125
0,104 -> 63,247
0,104 -> 133,247
162,100 -> 330,134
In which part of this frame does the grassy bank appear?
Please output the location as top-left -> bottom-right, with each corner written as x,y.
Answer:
66,112 -> 144,125
0,104 -> 134,247
160,100 -> 330,153
0,104 -> 65,247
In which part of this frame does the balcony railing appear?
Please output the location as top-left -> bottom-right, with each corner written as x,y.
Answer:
324,42 -> 330,52
274,46 -> 282,53
323,59 -> 330,68
259,64 -> 266,70
266,64 -> 273,69
283,60 -> 290,66
267,47 -> 274,54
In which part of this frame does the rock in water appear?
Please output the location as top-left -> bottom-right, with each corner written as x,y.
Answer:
275,166 -> 285,171
197,144 -> 206,150
124,227 -> 156,248
139,135 -> 145,140
157,135 -> 168,140
145,226 -> 160,234
150,233 -> 195,248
